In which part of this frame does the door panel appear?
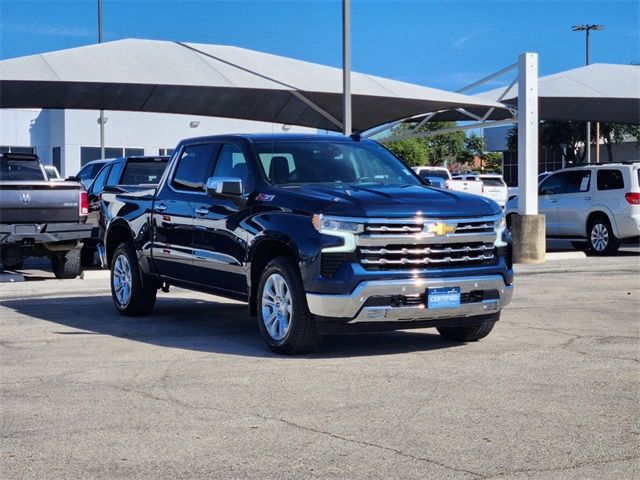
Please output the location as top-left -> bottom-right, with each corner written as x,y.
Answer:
555,170 -> 592,236
192,143 -> 252,294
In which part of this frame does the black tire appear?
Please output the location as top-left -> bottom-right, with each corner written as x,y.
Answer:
51,248 -> 82,279
81,246 -> 96,268
256,257 -> 320,355
587,216 -> 619,256
437,313 -> 499,342
110,242 -> 156,316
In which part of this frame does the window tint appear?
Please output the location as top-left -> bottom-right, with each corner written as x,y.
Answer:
481,177 -> 506,187
539,171 -> 590,195
90,165 -> 111,194
419,169 -> 449,180
597,169 -> 624,190
0,159 -> 44,181
212,144 -> 250,191
172,144 -> 216,192
106,162 -> 124,186
121,160 -> 168,185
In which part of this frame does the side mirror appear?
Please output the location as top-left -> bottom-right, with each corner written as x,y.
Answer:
206,177 -> 243,198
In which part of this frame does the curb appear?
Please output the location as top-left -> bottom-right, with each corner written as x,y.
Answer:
545,251 -> 588,261
81,269 -> 110,280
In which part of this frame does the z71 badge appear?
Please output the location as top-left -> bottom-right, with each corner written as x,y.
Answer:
256,193 -> 275,202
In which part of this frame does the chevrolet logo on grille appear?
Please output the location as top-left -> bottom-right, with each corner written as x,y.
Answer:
425,222 -> 456,236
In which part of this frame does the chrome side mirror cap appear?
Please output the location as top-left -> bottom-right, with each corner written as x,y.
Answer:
206,177 -> 243,198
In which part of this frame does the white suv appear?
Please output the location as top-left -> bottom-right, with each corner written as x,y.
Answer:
505,162 -> 640,255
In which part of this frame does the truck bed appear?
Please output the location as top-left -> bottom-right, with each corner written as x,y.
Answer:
0,181 -> 84,224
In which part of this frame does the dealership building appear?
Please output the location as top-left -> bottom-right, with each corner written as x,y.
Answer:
0,108 -> 315,177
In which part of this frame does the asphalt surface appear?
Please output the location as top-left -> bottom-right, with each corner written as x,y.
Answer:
1,251 -> 639,479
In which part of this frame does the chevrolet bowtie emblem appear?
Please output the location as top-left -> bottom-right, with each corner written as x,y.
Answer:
426,222 -> 456,236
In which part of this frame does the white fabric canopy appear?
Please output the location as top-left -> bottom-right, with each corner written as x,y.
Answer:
0,38 -> 507,132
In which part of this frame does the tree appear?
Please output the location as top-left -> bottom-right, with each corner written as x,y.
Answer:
385,136 -> 429,166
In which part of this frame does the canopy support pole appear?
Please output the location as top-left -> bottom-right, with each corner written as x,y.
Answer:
512,52 -> 545,264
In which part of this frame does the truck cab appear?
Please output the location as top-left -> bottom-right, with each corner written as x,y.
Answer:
102,134 -> 513,354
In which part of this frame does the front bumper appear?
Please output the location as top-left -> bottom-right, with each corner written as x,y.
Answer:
306,274 -> 513,323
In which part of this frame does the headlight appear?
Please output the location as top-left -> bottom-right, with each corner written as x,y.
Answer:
312,214 -> 362,253
312,214 -> 363,234
494,215 -> 507,248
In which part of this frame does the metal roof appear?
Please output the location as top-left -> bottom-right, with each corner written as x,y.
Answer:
0,38 -> 507,132
478,63 -> 640,124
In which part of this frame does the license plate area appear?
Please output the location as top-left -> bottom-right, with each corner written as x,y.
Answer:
14,224 -> 37,235
427,286 -> 461,309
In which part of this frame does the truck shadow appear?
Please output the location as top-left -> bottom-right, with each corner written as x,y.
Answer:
3,294 -> 462,358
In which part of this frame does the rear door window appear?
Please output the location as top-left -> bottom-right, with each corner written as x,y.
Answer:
597,169 -> 624,190
171,144 -> 217,192
121,160 -> 168,185
90,165 -> 112,194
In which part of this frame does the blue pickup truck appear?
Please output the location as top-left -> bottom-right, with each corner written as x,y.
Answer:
100,134 -> 513,354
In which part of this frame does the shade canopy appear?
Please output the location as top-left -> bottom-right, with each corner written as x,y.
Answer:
478,63 -> 640,124
0,38 -> 507,132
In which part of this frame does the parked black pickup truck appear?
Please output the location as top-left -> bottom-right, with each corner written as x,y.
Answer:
0,153 -> 91,278
101,134 -> 513,354
82,155 -> 169,266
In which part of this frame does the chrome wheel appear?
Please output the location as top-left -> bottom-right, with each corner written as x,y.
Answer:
261,273 -> 292,341
113,254 -> 132,306
590,223 -> 609,252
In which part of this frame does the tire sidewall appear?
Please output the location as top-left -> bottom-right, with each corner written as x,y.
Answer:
588,217 -> 616,255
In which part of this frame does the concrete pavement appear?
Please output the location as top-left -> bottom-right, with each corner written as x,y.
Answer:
1,253 -> 639,479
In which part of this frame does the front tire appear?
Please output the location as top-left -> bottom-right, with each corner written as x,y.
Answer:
51,248 -> 82,279
437,313 -> 499,342
110,242 -> 156,316
588,216 -> 619,256
257,257 -> 320,355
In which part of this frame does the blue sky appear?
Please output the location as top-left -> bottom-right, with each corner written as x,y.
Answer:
0,0 -> 638,91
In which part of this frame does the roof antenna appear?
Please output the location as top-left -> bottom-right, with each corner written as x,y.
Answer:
350,131 -> 361,142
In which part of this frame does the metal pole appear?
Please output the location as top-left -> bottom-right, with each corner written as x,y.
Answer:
585,28 -> 591,164
517,52 -> 539,216
342,0 -> 352,136
98,0 -> 105,161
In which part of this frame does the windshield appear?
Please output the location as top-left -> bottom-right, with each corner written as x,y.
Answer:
121,160 -> 168,185
0,159 -> 44,181
419,169 -> 449,180
481,177 -> 505,187
253,140 -> 421,187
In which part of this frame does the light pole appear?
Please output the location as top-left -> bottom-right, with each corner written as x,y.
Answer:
342,0 -> 352,136
572,24 -> 604,164
98,0 -> 105,160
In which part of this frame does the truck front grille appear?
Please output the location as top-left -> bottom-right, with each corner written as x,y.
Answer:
358,242 -> 496,270
364,223 -> 422,234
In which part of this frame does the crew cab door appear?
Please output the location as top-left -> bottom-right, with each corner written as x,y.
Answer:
152,143 -> 217,282
192,143 -> 252,296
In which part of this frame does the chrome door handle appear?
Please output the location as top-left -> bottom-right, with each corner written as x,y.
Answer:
583,196 -> 591,201
195,207 -> 209,215
549,199 -> 558,203
154,204 -> 167,213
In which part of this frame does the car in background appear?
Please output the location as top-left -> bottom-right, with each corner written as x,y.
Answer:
76,159 -> 110,190
505,162 -> 640,255
450,174 -> 484,196
412,166 -> 450,189
43,165 -> 61,180
478,174 -> 508,208
82,155 -> 169,266
0,153 -> 91,277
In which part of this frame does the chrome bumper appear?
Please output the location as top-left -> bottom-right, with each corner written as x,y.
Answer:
306,275 -> 513,323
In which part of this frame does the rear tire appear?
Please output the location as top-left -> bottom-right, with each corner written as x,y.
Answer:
437,313 -> 499,342
588,216 -> 619,256
51,248 -> 82,279
110,242 -> 156,316
257,257 -> 320,355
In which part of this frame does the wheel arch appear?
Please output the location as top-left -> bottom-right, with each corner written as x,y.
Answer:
586,208 -> 617,238
105,220 -> 135,267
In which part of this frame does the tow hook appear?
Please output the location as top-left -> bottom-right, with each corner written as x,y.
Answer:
161,282 -> 170,293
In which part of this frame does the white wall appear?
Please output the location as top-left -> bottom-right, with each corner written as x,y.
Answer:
1,108 -> 316,177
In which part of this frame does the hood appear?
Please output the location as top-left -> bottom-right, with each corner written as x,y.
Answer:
270,183 -> 501,218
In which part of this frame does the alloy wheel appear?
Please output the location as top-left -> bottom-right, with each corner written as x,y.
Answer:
590,223 -> 609,252
261,273 -> 292,341
113,254 -> 132,306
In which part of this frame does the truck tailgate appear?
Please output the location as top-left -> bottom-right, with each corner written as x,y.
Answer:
0,181 -> 82,224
